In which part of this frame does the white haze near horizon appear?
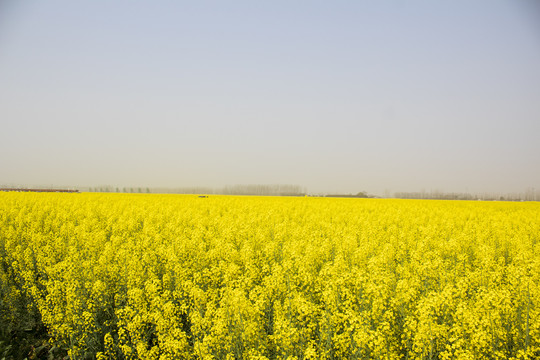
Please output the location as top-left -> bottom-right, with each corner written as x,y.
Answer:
0,1 -> 539,196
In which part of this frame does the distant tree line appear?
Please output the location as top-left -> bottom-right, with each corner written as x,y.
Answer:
222,184 -> 304,196
152,186 -> 216,195
325,191 -> 376,198
394,188 -> 539,201
57,185 -> 540,202
86,184 -> 305,196
87,186 -> 150,193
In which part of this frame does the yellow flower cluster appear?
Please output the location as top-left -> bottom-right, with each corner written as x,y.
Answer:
1,193 -> 539,359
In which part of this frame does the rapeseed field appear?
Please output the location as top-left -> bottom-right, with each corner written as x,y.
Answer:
0,192 -> 539,359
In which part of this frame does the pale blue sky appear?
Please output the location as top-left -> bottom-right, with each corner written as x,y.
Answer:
1,1 -> 539,194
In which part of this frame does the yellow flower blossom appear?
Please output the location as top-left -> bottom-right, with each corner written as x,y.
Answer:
0,193 -> 539,359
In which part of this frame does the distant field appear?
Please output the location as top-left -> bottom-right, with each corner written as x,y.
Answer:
1,193 -> 539,359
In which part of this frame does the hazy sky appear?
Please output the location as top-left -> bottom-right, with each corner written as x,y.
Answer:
1,1 -> 539,195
